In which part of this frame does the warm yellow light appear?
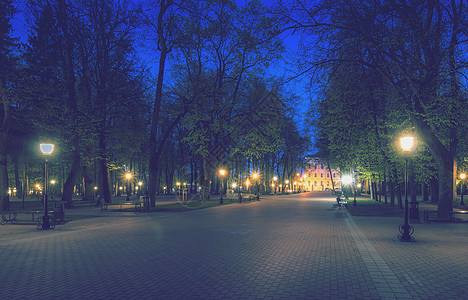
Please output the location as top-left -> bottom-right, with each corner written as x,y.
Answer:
285,180 -> 289,184
50,180 -> 56,184
119,186 -> 123,190
400,136 -> 415,152
176,182 -> 180,186
253,173 -> 258,179
232,182 -> 237,188
125,173 -> 132,179
219,169 -> 226,176
36,184 -> 40,189
246,180 -> 250,186
138,181 -> 143,186
461,173 -> 466,180
273,176 -> 278,181
272,183 -> 275,187
94,186 -> 98,190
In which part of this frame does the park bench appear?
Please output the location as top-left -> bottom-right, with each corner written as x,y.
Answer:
101,197 -> 146,212
1,208 -> 65,225
336,194 -> 348,208
423,210 -> 468,223
243,194 -> 258,201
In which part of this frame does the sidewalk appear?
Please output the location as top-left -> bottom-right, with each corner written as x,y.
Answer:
1,192 -> 468,299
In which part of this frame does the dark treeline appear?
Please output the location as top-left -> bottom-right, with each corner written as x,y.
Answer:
276,0 -> 468,215
0,0 -> 310,210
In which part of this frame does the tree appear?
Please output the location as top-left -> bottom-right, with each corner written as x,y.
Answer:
281,0 -> 468,216
0,0 -> 18,211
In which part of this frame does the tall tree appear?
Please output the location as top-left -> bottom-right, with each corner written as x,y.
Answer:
0,0 -> 17,211
281,0 -> 468,215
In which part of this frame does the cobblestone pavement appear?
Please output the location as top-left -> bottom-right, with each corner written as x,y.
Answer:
1,192 -> 468,300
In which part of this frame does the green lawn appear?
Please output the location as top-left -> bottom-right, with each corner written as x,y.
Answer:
346,199 -> 404,217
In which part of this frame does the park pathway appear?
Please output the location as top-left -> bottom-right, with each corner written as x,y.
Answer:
1,192 -> 468,299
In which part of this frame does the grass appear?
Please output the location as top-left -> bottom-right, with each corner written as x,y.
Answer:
346,199 -> 404,217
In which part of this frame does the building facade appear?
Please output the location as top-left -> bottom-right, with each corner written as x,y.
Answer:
303,157 -> 341,192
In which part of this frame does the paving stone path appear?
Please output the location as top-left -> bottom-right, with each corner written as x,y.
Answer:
1,192 -> 468,299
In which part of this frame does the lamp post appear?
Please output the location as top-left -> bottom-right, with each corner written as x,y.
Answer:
138,181 -> 143,196
253,172 -> 259,200
125,173 -> 132,201
285,180 -> 289,193
399,136 -> 415,242
39,143 -> 54,230
460,173 -> 466,206
273,176 -> 278,194
342,175 -> 354,204
50,180 -> 56,200
219,169 -> 226,204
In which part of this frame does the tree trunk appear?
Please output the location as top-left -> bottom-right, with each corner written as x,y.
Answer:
148,0 -> 172,208
98,132 -> 112,204
397,183 -> 403,209
13,154 -> 22,198
0,135 -> 9,211
383,177 -> 387,205
422,183 -> 429,202
430,177 -> 439,203
200,156 -> 211,201
82,165 -> 94,202
389,180 -> 395,206
61,152 -> 80,208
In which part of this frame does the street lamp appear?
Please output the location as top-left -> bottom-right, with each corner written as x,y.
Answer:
219,169 -> 226,204
138,181 -> 143,196
399,136 -> 415,242
39,143 -> 54,230
273,176 -> 278,194
50,180 -> 56,200
252,172 -> 259,200
125,172 -> 132,201
460,173 -> 466,206
285,180 -> 289,193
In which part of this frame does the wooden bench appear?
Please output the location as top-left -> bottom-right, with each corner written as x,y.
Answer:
1,209 -> 64,225
335,194 -> 348,208
101,200 -> 143,211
